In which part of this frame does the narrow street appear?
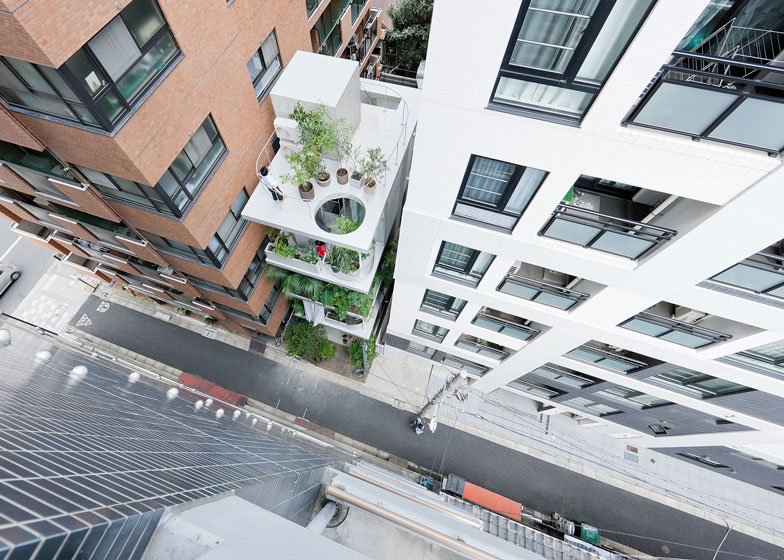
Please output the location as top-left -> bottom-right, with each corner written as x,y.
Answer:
69,295 -> 783,560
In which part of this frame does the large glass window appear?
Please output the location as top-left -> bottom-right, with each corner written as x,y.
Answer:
412,319 -> 449,342
75,165 -> 174,215
453,155 -> 547,231
509,378 -> 561,399
724,339 -> 784,378
562,396 -> 622,417
529,365 -> 596,388
0,0 -> 179,131
313,0 -> 351,55
247,31 -> 283,100
651,367 -> 750,399
156,115 -> 227,215
566,343 -> 647,372
208,189 -> 250,264
5,165 -> 74,203
710,244 -> 784,300
620,312 -> 731,349
472,311 -> 540,341
492,0 -> 654,122
433,242 -> 494,286
187,244 -> 269,301
597,386 -> 672,409
440,354 -> 489,377
420,290 -> 467,320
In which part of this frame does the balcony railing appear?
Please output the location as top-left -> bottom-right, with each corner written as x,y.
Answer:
472,311 -> 540,342
620,311 -> 732,349
708,245 -> 784,301
539,203 -> 676,260
566,343 -> 648,372
497,267 -> 589,311
454,336 -> 510,361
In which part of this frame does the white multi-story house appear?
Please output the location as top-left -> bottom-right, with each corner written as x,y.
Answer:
386,0 -> 784,495
243,52 -> 419,340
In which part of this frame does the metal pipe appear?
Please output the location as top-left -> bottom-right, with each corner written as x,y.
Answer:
347,469 -> 484,529
306,500 -> 337,534
326,485 -> 503,560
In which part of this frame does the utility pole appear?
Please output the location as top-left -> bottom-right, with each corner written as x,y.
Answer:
416,368 -> 469,432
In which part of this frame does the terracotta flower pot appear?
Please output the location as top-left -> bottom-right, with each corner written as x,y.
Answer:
317,171 -> 331,187
298,181 -> 314,200
337,168 -> 348,184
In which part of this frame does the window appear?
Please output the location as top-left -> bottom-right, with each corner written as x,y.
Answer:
0,141 -> 78,183
723,339 -> 784,378
208,189 -> 250,264
491,0 -> 654,122
313,0 -> 350,56
350,0 -> 368,23
620,312 -> 732,349
453,155 -> 547,231
157,115 -> 227,215
710,245 -> 784,300
596,386 -> 672,409
214,281 -> 282,326
0,0 -> 180,131
562,397 -> 622,417
455,336 -> 510,361
142,223 -> 242,269
420,290 -> 467,320
75,165 -> 174,215
247,31 -> 282,100
566,343 -> 647,372
651,367 -> 750,399
306,0 -> 321,18
408,341 -> 437,359
529,365 -> 595,388
412,319 -> 449,342
433,242 -> 494,286
677,453 -> 730,469
187,244 -> 269,301
5,165 -> 74,203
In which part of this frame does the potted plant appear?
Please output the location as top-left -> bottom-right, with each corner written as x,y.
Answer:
283,148 -> 321,200
299,246 -> 319,265
360,147 -> 388,194
326,246 -> 343,273
317,170 -> 331,187
348,146 -> 364,188
334,121 -> 357,185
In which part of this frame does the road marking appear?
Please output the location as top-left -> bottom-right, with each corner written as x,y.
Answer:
97,302 -> 110,313
0,237 -> 20,261
76,314 -> 92,327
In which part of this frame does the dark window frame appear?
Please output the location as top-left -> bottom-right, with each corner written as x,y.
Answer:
651,367 -> 751,399
452,154 -> 548,232
74,164 -> 175,216
710,248 -> 784,300
0,0 -> 181,132
247,30 -> 283,101
677,452 -> 731,469
420,289 -> 467,320
412,319 -> 449,343
490,0 -> 655,124
497,269 -> 589,311
619,311 -> 732,349
432,241 -> 495,287
186,240 -> 270,301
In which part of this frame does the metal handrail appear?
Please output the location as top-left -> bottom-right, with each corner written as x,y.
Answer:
473,311 -> 540,337
503,270 -> 590,301
550,203 -> 677,239
633,311 -> 732,341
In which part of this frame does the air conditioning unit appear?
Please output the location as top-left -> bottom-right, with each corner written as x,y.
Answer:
273,117 -> 299,144
672,306 -> 707,323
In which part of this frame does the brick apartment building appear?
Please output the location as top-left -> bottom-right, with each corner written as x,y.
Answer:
0,0 -> 382,337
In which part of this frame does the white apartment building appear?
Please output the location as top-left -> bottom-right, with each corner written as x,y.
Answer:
386,0 -> 784,495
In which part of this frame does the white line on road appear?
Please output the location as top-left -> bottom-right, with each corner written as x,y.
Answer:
0,237 -> 20,262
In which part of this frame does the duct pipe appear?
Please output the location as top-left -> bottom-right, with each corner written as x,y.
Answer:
306,500 -> 337,534
326,485 -> 503,560
347,469 -> 484,529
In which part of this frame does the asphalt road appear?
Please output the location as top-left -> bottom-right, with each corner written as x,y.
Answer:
70,295 -> 784,560
0,217 -> 55,314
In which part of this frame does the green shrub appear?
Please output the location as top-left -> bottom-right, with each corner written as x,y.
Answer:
284,320 -> 336,362
299,246 -> 319,264
349,335 -> 377,368
270,233 -> 298,259
377,240 -> 397,285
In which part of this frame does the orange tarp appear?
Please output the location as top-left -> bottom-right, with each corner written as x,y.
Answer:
462,482 -> 521,520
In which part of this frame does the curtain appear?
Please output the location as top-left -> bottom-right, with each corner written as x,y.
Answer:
463,156 -> 514,206
185,125 -> 213,165
89,18 -> 141,80
505,167 -> 547,215
261,33 -> 280,67
512,0 -> 600,72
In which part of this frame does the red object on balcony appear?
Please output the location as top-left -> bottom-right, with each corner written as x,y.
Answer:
461,481 -> 521,521
178,372 -> 248,407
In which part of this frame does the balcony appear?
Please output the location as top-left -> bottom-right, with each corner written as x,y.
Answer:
497,261 -> 593,311
539,177 -> 677,260
454,335 -> 511,362
471,308 -> 542,342
242,52 -> 419,293
704,239 -> 784,304
343,8 -> 380,67
10,221 -> 53,242
565,341 -> 649,373
625,11 -> 784,154
620,302 -> 734,349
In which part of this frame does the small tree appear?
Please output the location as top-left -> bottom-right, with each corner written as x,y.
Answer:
359,147 -> 388,188
284,320 -> 336,362
283,148 -> 323,187
386,0 -> 433,72
349,335 -> 378,368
